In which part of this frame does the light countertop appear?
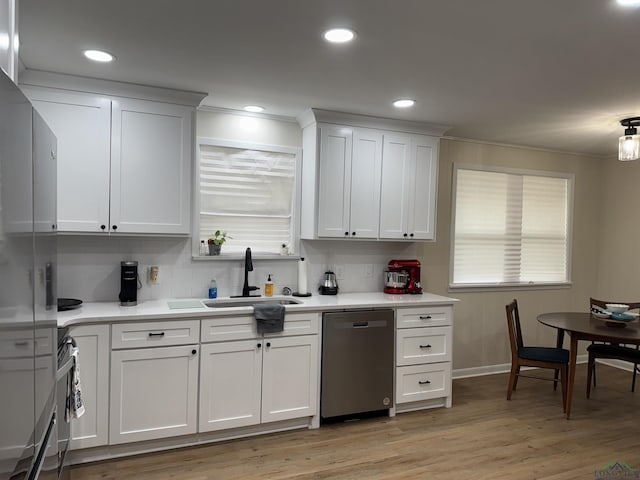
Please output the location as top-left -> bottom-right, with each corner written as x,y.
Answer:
57,292 -> 459,327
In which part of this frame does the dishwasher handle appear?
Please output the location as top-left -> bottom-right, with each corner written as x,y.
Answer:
334,319 -> 390,329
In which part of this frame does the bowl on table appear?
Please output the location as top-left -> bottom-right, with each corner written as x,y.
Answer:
605,303 -> 630,313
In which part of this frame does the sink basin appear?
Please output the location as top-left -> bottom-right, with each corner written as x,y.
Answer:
202,297 -> 302,308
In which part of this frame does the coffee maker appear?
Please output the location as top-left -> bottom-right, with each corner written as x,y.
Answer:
383,259 -> 422,294
119,261 -> 139,306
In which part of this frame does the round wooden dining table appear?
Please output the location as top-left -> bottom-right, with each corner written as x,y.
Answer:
537,312 -> 640,419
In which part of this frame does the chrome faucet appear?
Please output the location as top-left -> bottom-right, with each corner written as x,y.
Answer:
241,247 -> 260,297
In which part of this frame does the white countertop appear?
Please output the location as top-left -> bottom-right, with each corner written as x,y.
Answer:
57,292 -> 459,327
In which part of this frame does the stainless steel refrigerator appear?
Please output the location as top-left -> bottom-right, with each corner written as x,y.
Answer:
0,69 -> 58,479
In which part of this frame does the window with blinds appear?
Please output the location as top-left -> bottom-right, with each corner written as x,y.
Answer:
451,165 -> 573,288
197,139 -> 299,255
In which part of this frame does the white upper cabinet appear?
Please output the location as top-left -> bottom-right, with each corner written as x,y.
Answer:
110,98 -> 192,234
379,134 -> 438,240
299,109 -> 445,241
23,83 -> 199,235
27,89 -> 111,233
316,125 -> 382,239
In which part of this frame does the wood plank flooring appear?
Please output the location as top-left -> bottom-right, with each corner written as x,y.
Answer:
71,365 -> 640,479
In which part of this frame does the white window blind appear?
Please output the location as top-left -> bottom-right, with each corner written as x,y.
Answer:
451,166 -> 572,287
198,141 -> 297,254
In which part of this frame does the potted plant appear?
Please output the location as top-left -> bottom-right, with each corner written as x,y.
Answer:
207,230 -> 230,255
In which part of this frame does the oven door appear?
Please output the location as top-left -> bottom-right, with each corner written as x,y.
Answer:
55,337 -> 74,480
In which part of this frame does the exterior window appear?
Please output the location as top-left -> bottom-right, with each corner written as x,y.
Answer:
451,165 -> 573,288
196,138 -> 299,255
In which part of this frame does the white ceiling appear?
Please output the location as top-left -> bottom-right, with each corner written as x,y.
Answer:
17,0 -> 640,157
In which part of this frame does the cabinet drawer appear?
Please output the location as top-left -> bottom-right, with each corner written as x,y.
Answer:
396,363 -> 451,404
396,306 -> 452,329
396,326 -> 451,366
201,313 -> 319,343
112,320 -> 200,349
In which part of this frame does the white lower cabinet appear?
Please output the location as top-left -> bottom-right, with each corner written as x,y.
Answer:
69,324 -> 110,449
199,315 -> 319,433
395,306 -> 453,412
109,341 -> 199,444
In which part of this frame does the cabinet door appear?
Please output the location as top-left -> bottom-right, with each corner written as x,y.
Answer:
261,335 -> 318,423
27,89 -> 111,233
69,325 -> 110,449
407,135 -> 438,240
379,134 -> 412,239
317,125 -> 352,238
350,129 -> 383,238
110,98 -> 193,234
110,345 -> 199,444
199,340 -> 262,432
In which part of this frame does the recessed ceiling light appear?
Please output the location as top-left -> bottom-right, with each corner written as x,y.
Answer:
393,99 -> 415,108
323,28 -> 356,43
244,105 -> 265,113
83,49 -> 115,62
617,0 -> 640,5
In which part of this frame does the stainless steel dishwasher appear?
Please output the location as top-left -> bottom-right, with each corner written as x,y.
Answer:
321,309 -> 394,418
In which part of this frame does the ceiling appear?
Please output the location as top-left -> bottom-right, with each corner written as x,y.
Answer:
17,0 -> 640,157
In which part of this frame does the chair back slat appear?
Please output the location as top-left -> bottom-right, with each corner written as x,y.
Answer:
506,299 -> 524,356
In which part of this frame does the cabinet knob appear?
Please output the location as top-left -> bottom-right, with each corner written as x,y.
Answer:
100,225 -> 106,230
403,233 -> 408,237
266,342 -> 271,347
112,225 -> 118,231
191,349 -> 197,355
257,343 -> 262,348
344,232 -> 349,236
410,233 -> 414,237
52,224 -> 56,231
352,232 -> 356,236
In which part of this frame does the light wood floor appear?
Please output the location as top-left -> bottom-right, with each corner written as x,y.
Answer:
71,365 -> 640,480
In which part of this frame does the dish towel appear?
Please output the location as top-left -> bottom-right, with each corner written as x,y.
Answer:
254,303 -> 285,334
65,346 -> 85,422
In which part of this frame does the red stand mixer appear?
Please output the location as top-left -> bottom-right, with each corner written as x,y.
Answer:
383,259 -> 422,294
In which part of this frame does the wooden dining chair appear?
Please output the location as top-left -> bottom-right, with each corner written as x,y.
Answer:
506,299 -> 569,410
587,298 -> 640,398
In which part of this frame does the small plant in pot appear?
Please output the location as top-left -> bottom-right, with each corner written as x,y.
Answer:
207,230 -> 231,255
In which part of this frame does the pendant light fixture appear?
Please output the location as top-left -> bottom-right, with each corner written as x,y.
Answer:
619,117 -> 640,161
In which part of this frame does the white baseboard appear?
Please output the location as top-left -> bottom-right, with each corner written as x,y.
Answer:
452,354 -> 589,380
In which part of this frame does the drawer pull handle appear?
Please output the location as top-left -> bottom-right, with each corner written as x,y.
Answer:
418,380 -> 431,385
14,341 -> 29,347
148,332 -> 165,337
419,315 -> 432,320
419,344 -> 432,349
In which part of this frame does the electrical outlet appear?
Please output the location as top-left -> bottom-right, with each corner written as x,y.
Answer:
364,264 -> 374,278
149,265 -> 160,285
334,265 -> 345,280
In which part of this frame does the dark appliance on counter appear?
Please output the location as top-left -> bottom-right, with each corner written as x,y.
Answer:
319,271 -> 338,295
119,261 -> 139,306
0,69 -> 60,480
383,259 -> 423,294
321,309 -> 394,419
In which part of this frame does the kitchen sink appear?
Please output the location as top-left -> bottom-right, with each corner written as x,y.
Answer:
202,297 -> 302,308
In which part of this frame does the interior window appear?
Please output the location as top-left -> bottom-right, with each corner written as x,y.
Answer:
450,165 -> 573,288
196,138 -> 299,256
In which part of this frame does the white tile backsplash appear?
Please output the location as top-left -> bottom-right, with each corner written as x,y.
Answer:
57,236 -> 419,302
